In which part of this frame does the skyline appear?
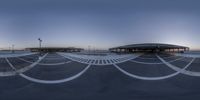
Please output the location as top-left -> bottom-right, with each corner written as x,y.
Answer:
1,0 -> 200,50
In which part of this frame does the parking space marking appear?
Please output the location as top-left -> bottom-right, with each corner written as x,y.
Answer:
58,52 -> 142,66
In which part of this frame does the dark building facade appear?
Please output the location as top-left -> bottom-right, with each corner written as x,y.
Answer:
26,47 -> 84,52
109,43 -> 189,53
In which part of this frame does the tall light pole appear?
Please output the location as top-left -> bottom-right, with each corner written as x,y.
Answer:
88,45 -> 91,54
12,44 -> 15,53
9,47 -> 11,52
93,46 -> 95,53
38,38 -> 42,56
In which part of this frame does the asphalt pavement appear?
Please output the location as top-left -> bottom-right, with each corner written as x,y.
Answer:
0,53 -> 200,100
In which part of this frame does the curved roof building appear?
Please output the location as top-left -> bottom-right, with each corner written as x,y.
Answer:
109,43 -> 189,53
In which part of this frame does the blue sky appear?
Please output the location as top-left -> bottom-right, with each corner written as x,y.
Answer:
0,0 -> 200,50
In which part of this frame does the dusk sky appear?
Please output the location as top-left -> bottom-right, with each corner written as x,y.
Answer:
0,0 -> 200,50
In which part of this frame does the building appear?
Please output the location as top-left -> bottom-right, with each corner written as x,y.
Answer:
26,47 -> 84,52
109,43 -> 189,53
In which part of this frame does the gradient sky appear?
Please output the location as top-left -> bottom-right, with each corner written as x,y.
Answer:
0,0 -> 200,50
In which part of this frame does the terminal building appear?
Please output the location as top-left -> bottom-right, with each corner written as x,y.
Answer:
109,43 -> 189,53
26,47 -> 84,52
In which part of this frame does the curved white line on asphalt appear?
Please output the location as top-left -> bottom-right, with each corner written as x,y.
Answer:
113,58 -> 195,80
43,57 -> 65,60
0,69 -> 16,77
0,52 -> 38,58
130,60 -> 163,65
161,55 -> 177,59
7,55 -> 91,84
19,64 -> 91,84
37,61 -> 72,66
0,54 -> 47,77
17,57 -> 72,66
130,57 -> 185,65
157,55 -> 200,77
138,54 -> 176,60
137,57 -> 158,59
175,53 -> 200,58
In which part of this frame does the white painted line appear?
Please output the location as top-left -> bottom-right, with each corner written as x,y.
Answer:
3,53 -> 48,77
157,55 -> 200,77
17,56 -> 72,66
19,64 -> 91,84
110,59 -> 115,63
0,52 -> 38,58
37,61 -> 72,66
16,57 -> 38,63
138,53 -> 176,60
130,60 -> 163,65
57,52 -> 142,66
7,53 -> 91,84
0,62 -> 17,76
130,57 -> 185,65
113,58 -> 195,80
161,55 -> 177,59
175,53 -> 200,58
137,57 -> 158,59
106,60 -> 110,64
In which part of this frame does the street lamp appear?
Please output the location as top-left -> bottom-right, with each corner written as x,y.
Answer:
9,47 -> 11,52
38,38 -> 42,56
88,45 -> 91,54
12,44 -> 15,53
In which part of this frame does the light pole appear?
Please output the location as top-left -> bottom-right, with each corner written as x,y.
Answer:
88,45 -> 91,54
9,47 -> 11,52
93,46 -> 95,53
38,38 -> 42,56
12,44 -> 15,53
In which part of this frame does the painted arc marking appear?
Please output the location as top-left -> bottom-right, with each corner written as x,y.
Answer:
19,64 -> 91,84
0,58 -> 17,76
157,54 -> 200,77
17,57 -> 72,66
137,57 -> 158,59
130,60 -> 163,65
37,61 -> 72,66
138,54 -> 176,60
44,57 -> 65,60
0,52 -> 38,58
175,53 -> 200,58
0,53 -> 47,77
130,57 -> 185,65
7,57 -> 92,84
113,58 -> 195,80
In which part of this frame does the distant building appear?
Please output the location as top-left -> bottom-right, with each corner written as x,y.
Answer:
26,47 -> 84,52
109,43 -> 189,53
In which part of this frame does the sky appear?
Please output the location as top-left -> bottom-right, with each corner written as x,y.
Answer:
0,0 -> 200,50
